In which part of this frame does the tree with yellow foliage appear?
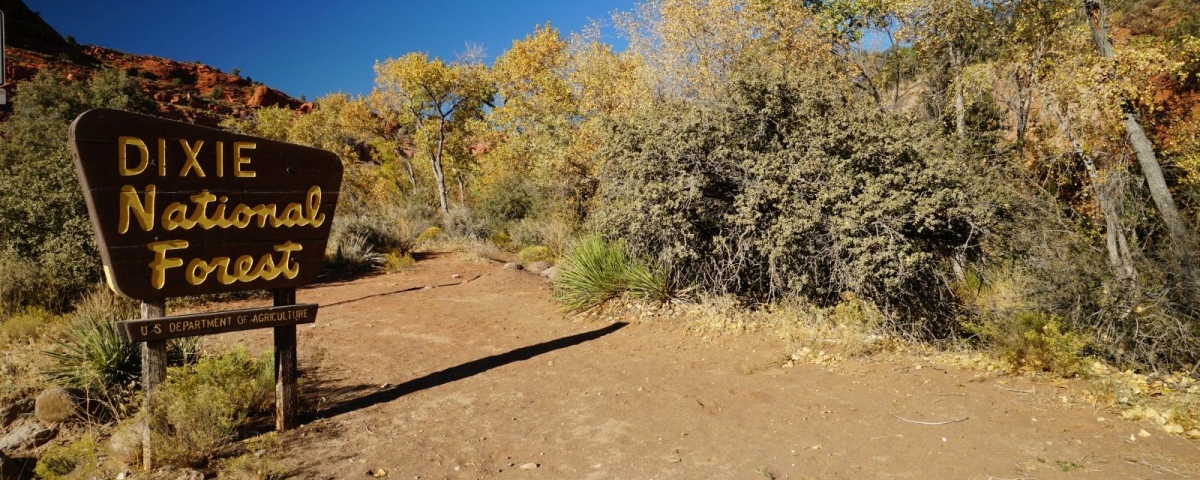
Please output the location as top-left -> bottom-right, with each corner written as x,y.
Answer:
372,52 -> 492,214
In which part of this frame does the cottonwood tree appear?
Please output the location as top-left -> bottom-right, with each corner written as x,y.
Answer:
372,52 -> 492,214
1084,0 -> 1195,269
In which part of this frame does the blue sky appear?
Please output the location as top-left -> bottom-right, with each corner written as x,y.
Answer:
24,1 -> 637,100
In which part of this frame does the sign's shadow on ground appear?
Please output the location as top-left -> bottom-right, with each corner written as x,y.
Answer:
303,321 -> 628,421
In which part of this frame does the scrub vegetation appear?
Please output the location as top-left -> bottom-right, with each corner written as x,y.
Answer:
4,0 -> 1200,475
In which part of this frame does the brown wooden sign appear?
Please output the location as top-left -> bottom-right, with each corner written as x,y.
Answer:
117,303 -> 318,343
70,108 -> 343,300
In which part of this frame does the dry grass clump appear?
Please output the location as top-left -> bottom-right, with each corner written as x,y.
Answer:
1,306 -> 63,343
0,331 -> 56,408
217,432 -> 286,480
677,294 -> 892,364
509,216 -> 575,258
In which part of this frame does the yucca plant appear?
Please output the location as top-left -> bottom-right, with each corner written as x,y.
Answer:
553,235 -> 634,313
43,307 -> 140,399
625,262 -> 675,304
43,287 -> 199,412
324,233 -> 385,273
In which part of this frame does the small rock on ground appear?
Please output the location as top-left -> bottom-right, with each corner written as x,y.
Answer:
540,265 -> 561,280
519,462 -> 539,470
108,418 -> 144,465
502,262 -> 523,270
524,261 -> 552,274
151,468 -> 204,480
0,399 -> 33,429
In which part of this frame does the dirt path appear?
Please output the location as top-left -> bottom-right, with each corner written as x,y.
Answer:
212,253 -> 1200,479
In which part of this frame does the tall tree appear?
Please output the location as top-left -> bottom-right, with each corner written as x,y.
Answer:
1084,0 -> 1194,266
373,52 -> 492,214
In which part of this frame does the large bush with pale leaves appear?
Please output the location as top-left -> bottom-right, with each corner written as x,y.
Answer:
590,67 -> 995,336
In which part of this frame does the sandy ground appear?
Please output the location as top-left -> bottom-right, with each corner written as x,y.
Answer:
210,252 -> 1200,479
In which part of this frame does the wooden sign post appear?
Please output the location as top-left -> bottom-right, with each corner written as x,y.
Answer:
69,109 -> 342,469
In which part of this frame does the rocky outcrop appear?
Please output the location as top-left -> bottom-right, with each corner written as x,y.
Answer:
247,84 -> 290,108
0,422 -> 54,453
3,37 -> 303,127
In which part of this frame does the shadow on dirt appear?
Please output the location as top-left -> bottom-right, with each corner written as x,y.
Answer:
307,322 -> 628,421
318,274 -> 484,309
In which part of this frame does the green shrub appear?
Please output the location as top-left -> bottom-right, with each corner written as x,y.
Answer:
0,248 -> 47,314
34,433 -> 103,479
0,69 -> 150,313
0,306 -> 61,342
210,85 -> 225,99
554,236 -> 630,312
967,312 -> 1088,376
152,348 -> 274,467
475,174 -> 542,229
416,226 -> 443,243
489,231 -> 513,249
383,251 -> 415,272
518,245 -> 555,264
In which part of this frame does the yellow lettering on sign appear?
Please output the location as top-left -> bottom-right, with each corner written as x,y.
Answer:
157,138 -> 167,177
157,187 -> 325,231
215,141 -> 225,177
118,184 -> 155,233
147,239 -> 188,289
118,137 -> 149,176
179,139 -> 206,177
233,142 -> 256,177
182,241 -> 302,286
306,186 -> 326,226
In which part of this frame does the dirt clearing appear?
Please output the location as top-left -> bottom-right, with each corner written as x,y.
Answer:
210,253 -> 1200,479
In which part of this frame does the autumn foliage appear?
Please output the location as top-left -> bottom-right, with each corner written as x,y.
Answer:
5,0 -> 1200,373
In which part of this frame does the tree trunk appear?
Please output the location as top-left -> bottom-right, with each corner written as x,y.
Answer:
1085,0 -> 1193,263
951,43 -> 966,139
431,119 -> 450,214
393,146 -> 418,192
1048,100 -> 1137,281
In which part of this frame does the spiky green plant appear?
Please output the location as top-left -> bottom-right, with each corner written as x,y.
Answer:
43,287 -> 199,410
43,306 -> 140,398
625,262 -> 673,303
553,235 -> 633,312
